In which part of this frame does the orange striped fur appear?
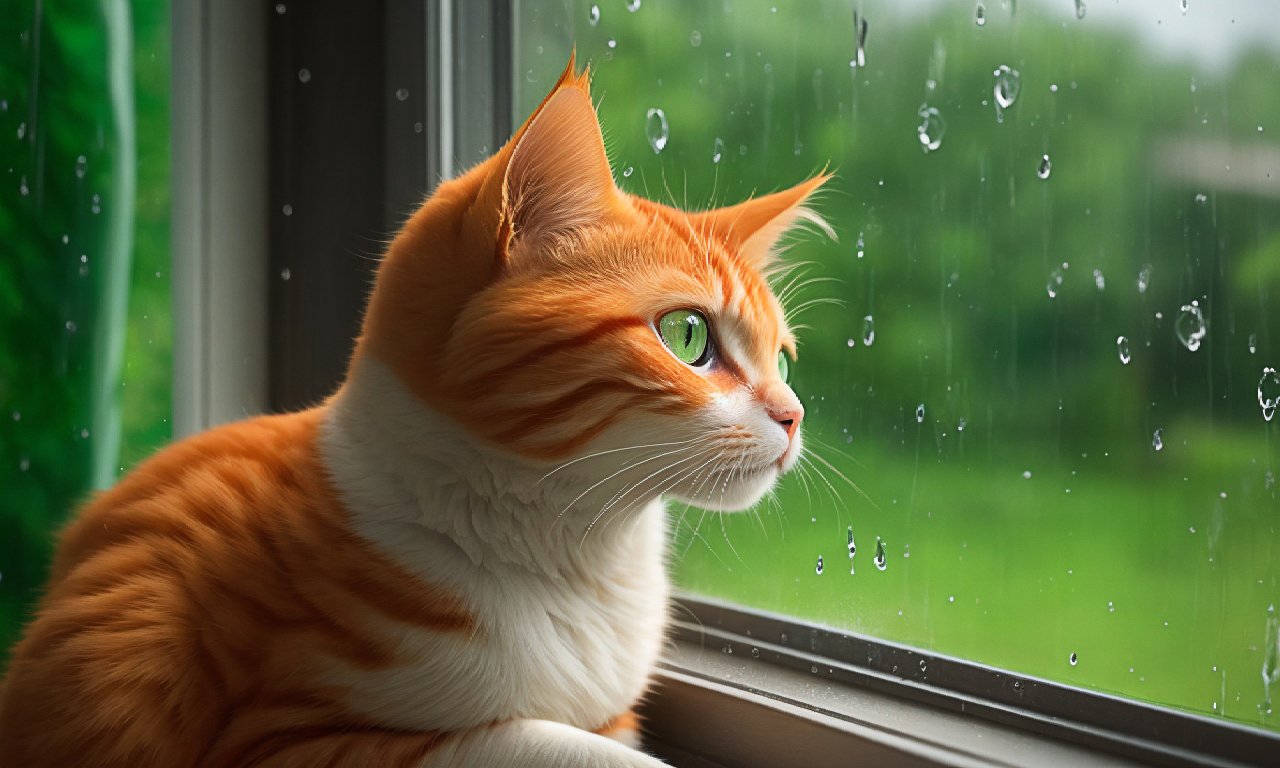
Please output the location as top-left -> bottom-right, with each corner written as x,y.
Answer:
0,56 -> 827,767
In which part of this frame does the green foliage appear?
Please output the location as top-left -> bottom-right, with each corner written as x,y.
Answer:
0,0 -> 170,663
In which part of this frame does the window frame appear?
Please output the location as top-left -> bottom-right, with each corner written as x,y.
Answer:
171,1 -> 1280,764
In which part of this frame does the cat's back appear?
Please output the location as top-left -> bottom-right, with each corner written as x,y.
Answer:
0,407 -> 469,767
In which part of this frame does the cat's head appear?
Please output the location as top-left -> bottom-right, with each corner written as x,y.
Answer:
360,57 -> 829,513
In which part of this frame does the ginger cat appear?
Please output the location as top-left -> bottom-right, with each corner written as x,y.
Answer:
0,57 -> 826,767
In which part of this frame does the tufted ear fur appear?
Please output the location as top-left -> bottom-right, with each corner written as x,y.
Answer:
689,174 -> 833,268
499,57 -> 625,261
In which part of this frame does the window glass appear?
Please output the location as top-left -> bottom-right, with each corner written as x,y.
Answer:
0,1 -> 171,658
518,0 -> 1280,729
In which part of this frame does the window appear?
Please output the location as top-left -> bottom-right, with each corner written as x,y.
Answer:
0,1 -> 170,659
517,0 -> 1280,737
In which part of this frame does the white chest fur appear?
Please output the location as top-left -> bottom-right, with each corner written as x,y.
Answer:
318,360 -> 670,732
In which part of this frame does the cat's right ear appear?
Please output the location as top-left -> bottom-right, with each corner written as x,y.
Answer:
496,57 -> 624,262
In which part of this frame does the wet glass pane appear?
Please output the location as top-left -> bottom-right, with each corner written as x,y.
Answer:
0,2 -> 171,658
519,0 -> 1280,730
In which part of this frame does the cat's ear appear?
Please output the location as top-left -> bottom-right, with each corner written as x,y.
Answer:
498,56 -> 621,256
691,173 -> 834,268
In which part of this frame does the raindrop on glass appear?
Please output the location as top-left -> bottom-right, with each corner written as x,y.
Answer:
1108,601 -> 1116,613
689,30 -> 702,47
18,457 -> 29,472
712,137 -> 724,164
1117,335 -> 1131,365
850,11 -> 868,70
1069,652 -> 1079,666
1092,268 -> 1105,291
91,193 -> 102,214
855,231 -> 865,259
282,203 -> 293,216
1180,0 -> 1188,14
992,65 -> 1021,123
280,268 -> 292,281
1175,301 -> 1207,352
1258,367 -> 1280,422
1248,333 -> 1258,354
16,121 -> 26,140
1263,608 -> 1279,709
916,404 -> 926,423
275,3 -> 286,14
1046,266 -> 1064,298
1153,428 -> 1164,452
861,315 -> 875,347
815,555 -> 825,575
18,175 -> 28,196
626,0 -> 640,11
1023,470 -> 1033,479
874,537 -> 887,571
847,526 -> 856,558
846,338 -> 855,348
1137,264 -> 1152,294
606,38 -> 617,49
975,1 -> 987,26
1037,154 -> 1052,180
588,4 -> 600,25
395,88 -> 409,101
645,108 -> 669,154
75,155 -> 87,179
298,68 -> 311,83
622,166 -> 633,178
1194,192 -> 1208,205
917,105 -> 945,152
1074,0 -> 1086,19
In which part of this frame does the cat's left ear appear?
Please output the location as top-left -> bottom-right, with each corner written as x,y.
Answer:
498,57 -> 622,258
690,173 -> 834,268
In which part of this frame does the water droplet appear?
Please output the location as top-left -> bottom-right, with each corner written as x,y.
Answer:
1194,192 -> 1208,205
1249,333 -> 1258,354
916,105 -> 945,152
622,166 -> 633,178
712,137 -> 724,164
1117,336 -> 1131,365
275,3 -> 286,14
16,121 -> 26,140
18,457 -> 29,472
861,315 -> 875,347
993,65 -> 1021,123
280,268 -> 292,281
1092,268 -> 1105,291
1069,652 -> 1079,666
847,526 -> 856,558
1037,154 -> 1052,180
413,122 -> 423,134
18,175 -> 28,196
855,231 -> 865,259
79,427 -> 90,439
90,193 -> 102,214
974,1 -> 987,26
1074,0 -> 1086,18
588,4 -> 600,25
1022,470 -> 1033,479
1108,601 -> 1115,612
846,338 -> 856,348
957,417 -> 967,432
75,155 -> 87,179
298,68 -> 311,83
282,203 -> 293,216
1137,264 -> 1152,294
1263,609 -> 1279,711
919,659 -> 928,672
395,87 -> 409,101
645,108 -> 669,154
1180,0 -> 1188,14
750,646 -> 760,658
1046,266 -> 1064,298
10,411 -> 19,422
1153,428 -> 1164,452
948,595 -> 956,604
815,555 -> 824,575
874,538 -> 887,571
65,320 -> 77,333
851,12 -> 868,70
1175,301 -> 1207,352
626,0 -> 640,11
915,404 -> 926,423
606,38 -> 616,50
1258,367 -> 1280,422
689,30 -> 702,47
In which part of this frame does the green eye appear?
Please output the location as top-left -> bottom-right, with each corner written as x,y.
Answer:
778,352 -> 791,384
658,310 -> 711,365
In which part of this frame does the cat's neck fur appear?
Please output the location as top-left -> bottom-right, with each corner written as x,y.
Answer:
320,356 -> 666,585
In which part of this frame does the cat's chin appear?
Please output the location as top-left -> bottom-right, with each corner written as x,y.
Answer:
667,463 -> 780,512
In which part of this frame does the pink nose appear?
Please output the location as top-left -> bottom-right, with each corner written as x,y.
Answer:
769,405 -> 803,442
